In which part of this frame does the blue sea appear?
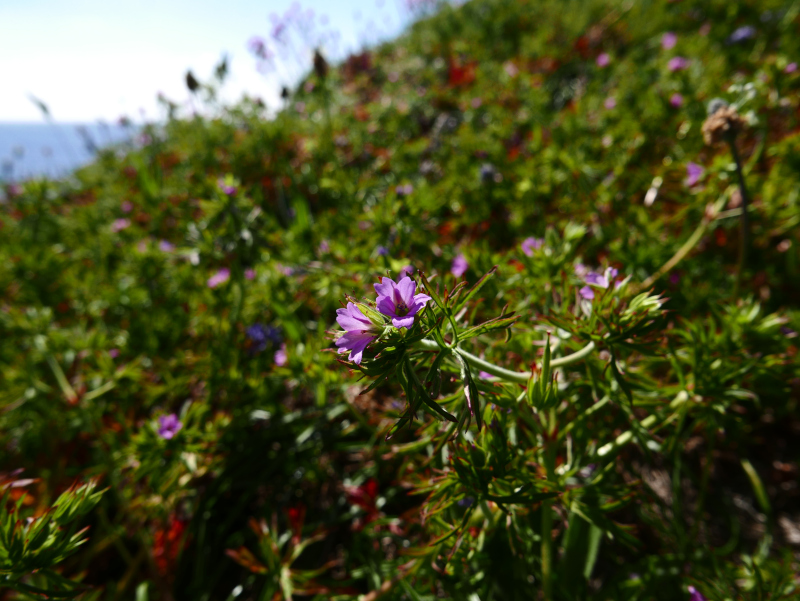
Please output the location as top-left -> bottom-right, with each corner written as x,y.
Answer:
0,122 -> 135,182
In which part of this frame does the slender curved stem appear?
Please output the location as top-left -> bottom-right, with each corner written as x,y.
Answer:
634,194 -> 728,293
417,339 -> 596,384
728,136 -> 750,298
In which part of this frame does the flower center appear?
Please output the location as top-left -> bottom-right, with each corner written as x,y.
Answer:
395,300 -> 409,316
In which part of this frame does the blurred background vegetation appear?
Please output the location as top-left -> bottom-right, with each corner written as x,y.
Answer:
1,0 -> 800,599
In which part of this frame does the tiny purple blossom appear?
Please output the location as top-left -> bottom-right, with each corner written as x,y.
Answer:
108,348 -> 120,359
579,286 -> 595,300
396,184 -> 413,197
217,179 -> 237,195
669,93 -> 683,108
662,32 -> 677,50
207,268 -> 230,288
687,586 -> 707,601
596,53 -> 610,67
399,265 -> 415,278
121,201 -> 133,213
521,237 -> 543,257
478,371 -> 493,380
686,162 -> 704,187
786,62 -> 797,74
158,414 -> 182,440
111,218 -> 130,233
274,343 -> 288,366
375,276 -> 431,329
604,96 -> 617,110
668,56 -> 690,72
159,240 -> 175,252
335,302 -> 380,364
585,271 -> 609,288
376,245 -> 389,256
728,26 -> 756,44
245,268 -> 256,280
451,254 -> 469,278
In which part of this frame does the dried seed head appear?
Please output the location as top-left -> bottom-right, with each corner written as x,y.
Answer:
701,104 -> 747,146
313,49 -> 329,81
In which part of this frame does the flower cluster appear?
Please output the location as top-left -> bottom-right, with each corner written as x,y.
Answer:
335,275 -> 431,364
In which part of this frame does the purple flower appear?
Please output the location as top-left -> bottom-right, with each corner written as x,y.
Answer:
375,276 -> 431,329
687,586 -> 706,601
581,267 -> 619,300
376,245 -> 389,256
685,162 -> 704,187
121,201 -> 133,213
396,184 -> 413,197
318,240 -> 330,254
335,302 -> 381,364
451,254 -> 469,278
728,26 -> 756,44
521,237 -> 544,257
669,93 -> 683,108
159,240 -> 175,252
574,263 -> 590,278
662,32 -> 677,50
207,268 -> 230,288
585,272 -> 609,288
596,53 -> 610,67
158,414 -> 182,440
274,343 -> 288,366
247,323 -> 281,353
478,371 -> 493,380
479,163 -> 497,183
108,348 -> 120,359
786,62 -> 797,74
217,178 -> 236,195
111,218 -> 130,233
668,56 -> 690,72
457,496 -> 474,507
604,96 -> 617,110
245,268 -> 256,280
399,265 -> 415,278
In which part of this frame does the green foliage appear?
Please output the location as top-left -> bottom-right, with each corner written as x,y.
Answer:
2,0 -> 800,599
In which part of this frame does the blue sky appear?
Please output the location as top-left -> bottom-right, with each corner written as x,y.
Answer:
0,0 -> 412,122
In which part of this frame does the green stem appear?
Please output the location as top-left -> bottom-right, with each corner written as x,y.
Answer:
636,194 -> 728,292
417,339 -> 595,383
728,136 -> 750,297
541,438 -> 556,600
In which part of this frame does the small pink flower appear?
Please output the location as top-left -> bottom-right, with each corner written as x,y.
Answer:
596,53 -> 610,67
245,268 -> 256,280
661,32 -> 677,50
207,268 -> 230,288
274,343 -> 288,366
669,93 -> 683,108
451,254 -> 468,278
108,349 -> 120,359
786,62 -> 798,74
668,56 -> 689,72
111,218 -> 131,232
121,201 -> 133,213
503,62 -> 519,78
521,237 -> 543,256
604,96 -> 617,110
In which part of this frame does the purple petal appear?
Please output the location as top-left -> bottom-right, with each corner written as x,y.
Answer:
336,303 -> 372,331
392,316 -> 416,329
335,330 -> 375,364
377,296 -> 398,318
395,276 -> 416,307
374,276 -> 396,298
579,286 -> 595,300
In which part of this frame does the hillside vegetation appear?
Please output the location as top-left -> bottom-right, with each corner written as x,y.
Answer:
2,0 -> 800,599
